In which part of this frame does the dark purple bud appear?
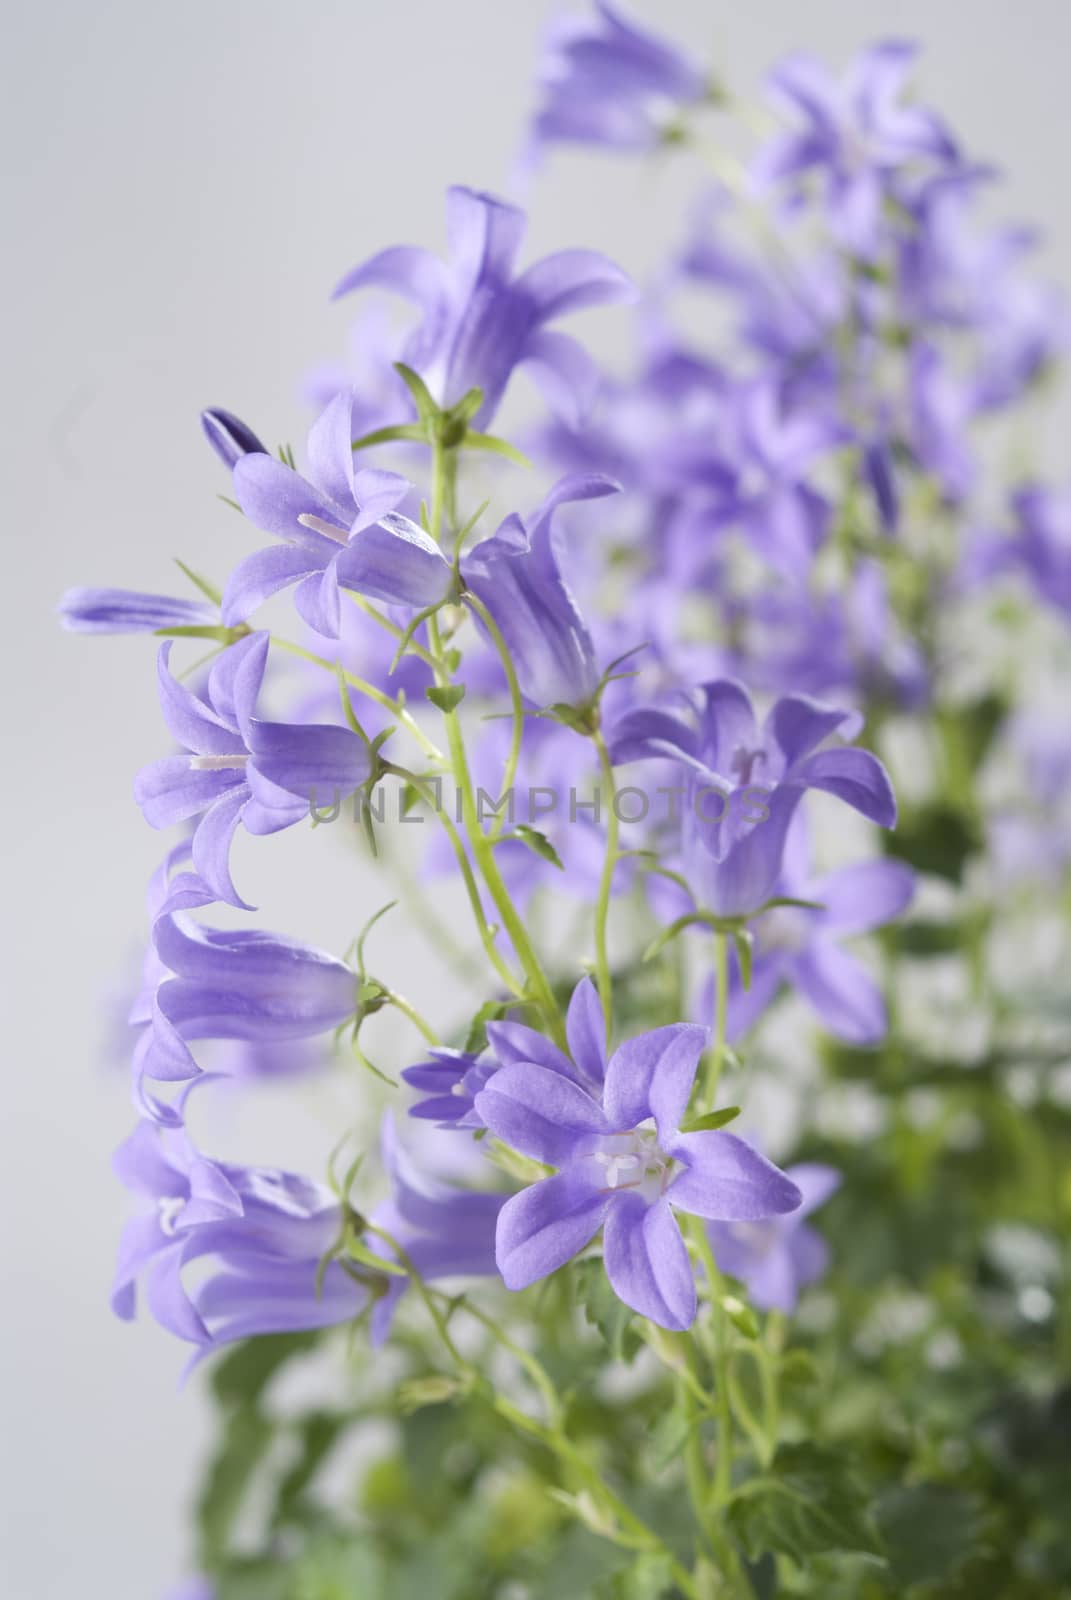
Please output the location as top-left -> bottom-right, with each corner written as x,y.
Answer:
200,407 -> 267,468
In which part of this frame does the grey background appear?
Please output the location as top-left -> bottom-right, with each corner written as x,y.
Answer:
5,2 -> 1071,1595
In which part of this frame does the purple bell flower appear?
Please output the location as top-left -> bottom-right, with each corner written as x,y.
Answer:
722,822 -> 915,1044
332,185 -> 634,428
112,1115 -> 502,1354
200,407 -> 267,469
475,979 -> 801,1330
607,679 -> 896,918
57,588 -> 216,634
401,1049 -> 496,1129
529,1 -> 710,157
227,390 -> 441,637
463,472 -> 619,708
133,631 -> 372,907
708,1163 -> 840,1312
132,907 -> 357,1124
755,41 -> 958,261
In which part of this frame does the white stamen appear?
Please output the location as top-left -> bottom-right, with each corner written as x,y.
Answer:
158,1196 -> 185,1237
189,754 -> 248,771
298,512 -> 349,546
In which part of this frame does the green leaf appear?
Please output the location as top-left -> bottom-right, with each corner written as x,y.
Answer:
574,1258 -> 639,1362
345,1233 -> 407,1277
272,1410 -> 348,1526
874,1483 -> 986,1590
393,362 -> 439,424
678,1105 -> 741,1134
596,1551 -> 676,1599
426,683 -> 466,713
351,421 -> 427,452
174,558 -> 223,606
885,802 -> 980,883
196,1405 -> 274,1567
210,1331 -> 319,1409
726,1443 -> 884,1568
510,825 -> 565,870
719,1293 -> 759,1339
463,998 -> 514,1054
462,430 -> 532,466
733,929 -> 753,991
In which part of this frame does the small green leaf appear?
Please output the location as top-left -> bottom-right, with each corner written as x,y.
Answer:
345,1233 -> 406,1277
426,683 -> 466,713
350,421 -> 427,452
393,362 -> 439,424
719,1293 -> 759,1339
397,1373 -> 465,1414
726,1443 -> 883,1567
462,430 -> 532,466
733,929 -> 753,991
463,998 -> 514,1054
174,558 -> 223,606
510,825 -> 564,870
679,1105 -> 741,1134
875,1483 -> 986,1590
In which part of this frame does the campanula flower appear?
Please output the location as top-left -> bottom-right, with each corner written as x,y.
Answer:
227,390 -> 443,636
475,980 -> 801,1329
529,1 -> 710,157
332,185 -> 634,428
200,407 -> 267,468
133,632 -> 371,906
57,588 -> 216,634
608,679 -> 896,918
132,907 -> 357,1124
402,1049 -> 496,1129
708,1163 -> 840,1312
464,473 -> 619,708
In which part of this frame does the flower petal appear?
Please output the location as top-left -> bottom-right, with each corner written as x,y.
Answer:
666,1131 -> 802,1221
815,859 -> 915,935
221,545 -> 322,626
565,976 -> 607,1086
515,248 -> 636,321
791,940 -> 887,1043
766,693 -> 862,769
603,1192 -> 696,1330
475,1062 -> 610,1164
791,746 -> 897,826
519,328 -> 601,427
334,513 -> 453,608
495,1172 -> 609,1290
603,1024 -> 708,1141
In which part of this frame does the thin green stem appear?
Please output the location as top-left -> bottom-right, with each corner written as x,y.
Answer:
272,635 -> 444,763
381,987 -> 441,1046
703,930 -> 730,1109
463,591 -> 525,842
344,592 -> 438,671
592,729 -> 620,1041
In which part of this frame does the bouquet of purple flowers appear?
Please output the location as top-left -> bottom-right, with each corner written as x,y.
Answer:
62,9 -> 1071,1598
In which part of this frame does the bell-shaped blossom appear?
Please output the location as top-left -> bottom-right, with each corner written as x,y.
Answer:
529,1 -> 710,157
227,391 -> 445,637
475,979 -> 801,1330
132,908 -> 357,1124
200,407 -> 267,469
464,473 -> 618,708
57,588 -> 216,634
722,822 -> 915,1044
133,632 -> 371,906
332,185 -> 634,428
402,1049 -> 496,1130
708,1163 -> 840,1312
608,679 -> 896,918
111,1116 -> 502,1354
1010,484 -> 1071,615
755,41 -> 957,260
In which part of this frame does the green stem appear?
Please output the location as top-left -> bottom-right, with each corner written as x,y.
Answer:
343,592 -> 438,671
381,987 -> 441,1046
272,635 -> 444,764
463,591 -> 526,843
592,729 -> 620,1041
703,930 -> 729,1109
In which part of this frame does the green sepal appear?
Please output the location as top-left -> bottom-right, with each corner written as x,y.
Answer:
678,1105 -> 741,1134
174,558 -> 224,606
426,683 -> 466,712
507,825 -> 565,870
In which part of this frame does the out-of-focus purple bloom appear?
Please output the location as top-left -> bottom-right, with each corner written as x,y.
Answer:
200,407 -> 267,469
133,632 -> 371,906
475,979 -> 801,1330
164,1580 -> 215,1600
401,1049 -> 496,1129
228,391 -> 445,636
909,342 -> 975,502
1011,484 -> 1071,614
756,41 -> 957,260
709,1163 -> 840,1312
57,588 -> 217,635
464,473 -> 618,708
529,1 -> 709,157
112,1116 -> 502,1354
132,909 -> 357,1124
608,679 -> 896,917
332,185 -> 634,428
723,822 -> 915,1043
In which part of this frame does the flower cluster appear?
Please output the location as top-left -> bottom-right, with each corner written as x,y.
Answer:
61,8 -> 1071,1597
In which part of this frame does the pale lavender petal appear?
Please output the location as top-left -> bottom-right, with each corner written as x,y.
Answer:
565,977 -> 607,1085
816,859 -> 915,935
791,940 -> 887,1043
305,390 -> 356,507
331,243 -> 451,308
515,248 -> 635,320
221,544 -> 322,626
155,642 -> 238,752
233,454 -> 344,543
791,746 -> 897,826
725,951 -> 790,1042
191,787 -> 252,910
519,328 -> 601,427
788,1162 -> 842,1218
602,1024 -> 707,1141
666,1131 -> 802,1221
134,759 -> 244,830
766,694 -> 862,768
602,1192 -> 696,1330
495,1172 -> 609,1290
485,1020 -> 575,1079
293,565 -> 343,638
697,680 -> 758,774
206,632 -> 269,738
334,513 -> 452,608
475,1062 -> 610,1164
